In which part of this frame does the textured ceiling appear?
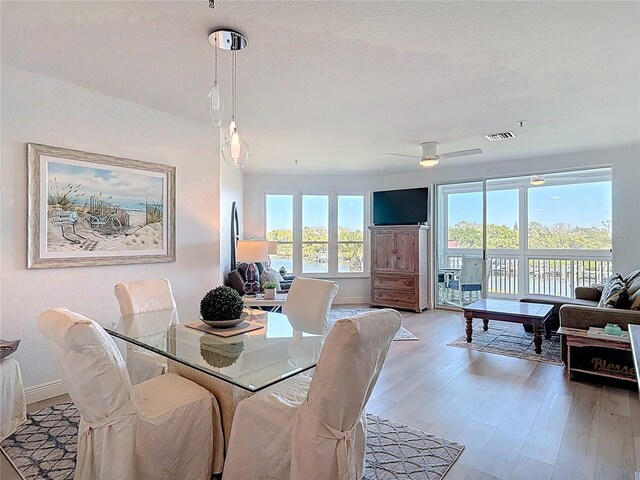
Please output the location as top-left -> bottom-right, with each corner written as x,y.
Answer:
2,1 -> 639,174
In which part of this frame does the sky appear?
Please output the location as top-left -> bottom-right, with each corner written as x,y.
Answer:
266,181 -> 612,234
448,181 -> 612,228
48,159 -> 164,210
266,194 -> 364,231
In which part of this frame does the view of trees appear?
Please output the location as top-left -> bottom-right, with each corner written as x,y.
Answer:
448,221 -> 611,250
266,226 -> 364,271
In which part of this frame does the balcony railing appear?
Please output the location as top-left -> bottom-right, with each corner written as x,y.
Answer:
439,253 -> 612,303
528,258 -> 612,297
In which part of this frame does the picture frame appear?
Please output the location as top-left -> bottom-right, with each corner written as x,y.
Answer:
27,143 -> 176,268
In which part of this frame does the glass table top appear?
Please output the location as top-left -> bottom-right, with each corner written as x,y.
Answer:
95,305 -> 325,392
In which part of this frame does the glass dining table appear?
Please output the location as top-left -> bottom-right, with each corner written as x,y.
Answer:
95,305 -> 325,444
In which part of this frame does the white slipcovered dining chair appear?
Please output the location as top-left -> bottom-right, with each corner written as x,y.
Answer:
37,308 -> 224,480
283,277 -> 339,335
114,278 -> 175,384
223,308 -> 402,480
0,358 -> 26,441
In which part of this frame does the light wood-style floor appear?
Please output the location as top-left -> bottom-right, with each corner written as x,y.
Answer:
3,309 -> 639,479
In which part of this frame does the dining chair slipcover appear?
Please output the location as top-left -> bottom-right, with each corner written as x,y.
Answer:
114,278 -> 176,384
0,358 -> 27,440
283,277 -> 339,335
37,308 -> 224,480
223,308 -> 402,480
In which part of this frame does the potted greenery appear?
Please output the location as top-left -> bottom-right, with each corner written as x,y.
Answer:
262,281 -> 277,300
200,286 -> 246,327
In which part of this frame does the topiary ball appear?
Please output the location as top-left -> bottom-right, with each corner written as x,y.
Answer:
200,286 -> 244,320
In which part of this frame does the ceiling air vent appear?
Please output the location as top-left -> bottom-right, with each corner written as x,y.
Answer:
484,131 -> 517,141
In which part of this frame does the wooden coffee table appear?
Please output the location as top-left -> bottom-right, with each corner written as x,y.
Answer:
462,299 -> 554,354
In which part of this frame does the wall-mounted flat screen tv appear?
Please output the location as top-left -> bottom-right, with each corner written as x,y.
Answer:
373,187 -> 429,225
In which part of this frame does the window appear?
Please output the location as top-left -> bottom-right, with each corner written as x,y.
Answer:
446,187 -> 483,250
302,195 -> 329,273
435,167 -> 612,304
486,187 -> 519,250
265,194 -> 293,272
527,177 -> 612,250
265,193 -> 367,276
338,195 -> 364,273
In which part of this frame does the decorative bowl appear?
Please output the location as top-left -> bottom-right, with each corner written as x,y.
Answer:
604,323 -> 622,336
200,311 -> 249,328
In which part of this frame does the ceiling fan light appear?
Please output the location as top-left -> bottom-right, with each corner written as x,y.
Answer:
530,176 -> 546,186
420,156 -> 440,167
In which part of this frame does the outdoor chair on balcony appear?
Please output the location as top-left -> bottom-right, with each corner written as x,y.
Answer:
447,256 -> 483,306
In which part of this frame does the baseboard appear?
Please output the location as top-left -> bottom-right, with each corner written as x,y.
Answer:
24,379 -> 67,405
333,297 -> 370,305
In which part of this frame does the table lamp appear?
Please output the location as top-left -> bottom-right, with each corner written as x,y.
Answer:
236,240 -> 269,296
267,241 -> 278,267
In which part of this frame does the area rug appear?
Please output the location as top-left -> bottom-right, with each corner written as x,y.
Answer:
447,319 -> 563,365
329,307 -> 419,341
2,403 -> 463,480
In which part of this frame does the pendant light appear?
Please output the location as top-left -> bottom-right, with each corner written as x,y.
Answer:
208,34 -> 223,127
221,49 -> 250,167
209,29 -> 249,169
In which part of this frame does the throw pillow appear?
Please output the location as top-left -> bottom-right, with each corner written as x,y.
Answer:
0,339 -> 20,360
269,267 -> 286,283
624,269 -> 640,310
260,269 -> 281,290
597,275 -> 629,309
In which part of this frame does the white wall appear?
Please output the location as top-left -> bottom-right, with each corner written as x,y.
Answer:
243,173 -> 382,303
219,129 -> 244,281
244,145 -> 640,303
0,67 -> 223,393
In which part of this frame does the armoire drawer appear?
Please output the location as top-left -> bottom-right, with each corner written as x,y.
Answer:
372,289 -> 416,309
372,274 -> 416,291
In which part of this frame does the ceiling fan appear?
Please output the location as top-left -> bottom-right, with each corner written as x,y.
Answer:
386,142 -> 483,167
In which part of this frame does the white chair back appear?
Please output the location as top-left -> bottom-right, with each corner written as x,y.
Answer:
114,278 -> 176,316
290,309 -> 402,479
460,256 -> 483,285
37,308 -> 132,424
283,277 -> 339,334
306,309 -> 401,429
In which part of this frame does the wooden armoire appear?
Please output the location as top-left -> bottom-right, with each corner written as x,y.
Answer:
368,225 -> 429,312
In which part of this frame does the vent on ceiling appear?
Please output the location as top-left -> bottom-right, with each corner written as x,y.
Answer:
485,131 -> 517,141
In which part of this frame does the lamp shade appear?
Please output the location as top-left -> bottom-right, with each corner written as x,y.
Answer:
267,241 -> 278,255
236,240 -> 269,262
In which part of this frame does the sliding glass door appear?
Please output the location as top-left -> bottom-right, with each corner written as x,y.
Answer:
434,168 -> 612,309
435,181 -> 486,308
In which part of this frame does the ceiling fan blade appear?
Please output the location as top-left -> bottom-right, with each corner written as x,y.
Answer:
440,148 -> 483,159
386,153 -> 421,159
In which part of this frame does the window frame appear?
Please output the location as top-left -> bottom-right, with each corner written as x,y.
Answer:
264,191 -> 369,278
435,167 -> 612,301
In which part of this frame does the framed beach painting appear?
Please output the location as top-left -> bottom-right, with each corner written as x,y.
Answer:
27,143 -> 176,268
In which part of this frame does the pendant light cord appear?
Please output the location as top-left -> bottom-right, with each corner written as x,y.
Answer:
214,35 -> 218,86
232,49 -> 237,123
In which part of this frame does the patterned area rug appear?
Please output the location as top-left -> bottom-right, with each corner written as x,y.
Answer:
447,319 -> 563,365
329,307 -> 419,341
365,415 -> 464,480
2,403 -> 463,480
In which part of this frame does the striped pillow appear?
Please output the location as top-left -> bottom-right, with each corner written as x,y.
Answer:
597,275 -> 629,309
624,269 -> 640,310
